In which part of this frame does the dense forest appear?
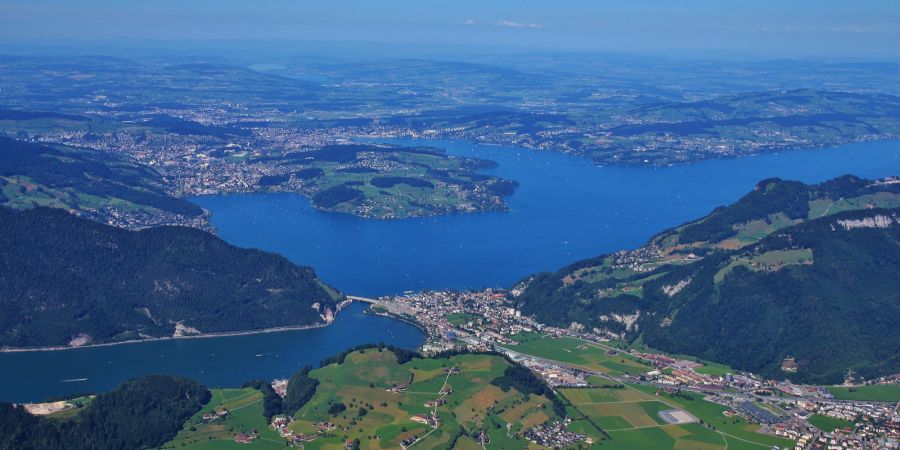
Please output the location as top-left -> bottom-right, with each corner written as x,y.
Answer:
241,367 -> 321,421
491,364 -> 568,417
282,367 -> 320,416
0,375 -> 209,450
0,206 -> 340,348
312,184 -> 364,208
515,176 -> 900,383
640,208 -> 900,383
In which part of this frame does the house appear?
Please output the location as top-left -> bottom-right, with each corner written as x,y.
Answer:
271,415 -> 291,428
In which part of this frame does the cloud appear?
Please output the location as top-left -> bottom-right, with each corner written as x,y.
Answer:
496,20 -> 542,29
463,19 -> 477,25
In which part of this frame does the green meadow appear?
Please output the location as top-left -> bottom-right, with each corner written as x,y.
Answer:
289,350 -> 556,449
508,335 -> 652,376
163,388 -> 289,449
808,414 -> 854,432
826,384 -> 900,402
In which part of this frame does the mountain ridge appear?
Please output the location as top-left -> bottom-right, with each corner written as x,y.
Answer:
513,175 -> 900,383
0,206 -> 341,349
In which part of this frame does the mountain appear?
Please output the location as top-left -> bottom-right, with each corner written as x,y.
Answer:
0,206 -> 340,348
513,175 -> 900,383
0,137 -> 209,229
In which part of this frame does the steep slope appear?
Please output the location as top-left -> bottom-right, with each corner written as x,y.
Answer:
513,176 -> 900,383
0,207 -> 340,348
641,208 -> 900,383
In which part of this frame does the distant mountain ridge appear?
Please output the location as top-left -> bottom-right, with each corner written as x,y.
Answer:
513,175 -> 900,383
0,207 -> 340,349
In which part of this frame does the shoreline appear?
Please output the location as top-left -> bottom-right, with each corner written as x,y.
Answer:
0,313 -> 343,354
364,307 -> 429,337
1,300 -> 428,354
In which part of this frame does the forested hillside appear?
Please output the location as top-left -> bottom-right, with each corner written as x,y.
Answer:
0,375 -> 209,450
0,207 -> 340,348
642,208 -> 900,383
514,176 -> 900,383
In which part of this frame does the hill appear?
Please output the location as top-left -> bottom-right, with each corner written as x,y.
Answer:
0,375 -> 210,450
165,347 -> 568,449
587,89 -> 900,165
252,143 -> 518,219
0,206 -> 340,348
0,137 -> 209,229
513,176 -> 900,383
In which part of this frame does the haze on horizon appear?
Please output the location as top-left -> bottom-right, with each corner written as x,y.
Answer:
1,0 -> 899,61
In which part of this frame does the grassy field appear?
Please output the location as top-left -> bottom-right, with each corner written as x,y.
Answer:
1,173 -> 164,218
445,312 -> 479,326
731,213 -> 798,245
603,422 -> 727,450
715,248 -> 812,283
559,383 -> 733,450
627,384 -> 795,450
288,350 -> 555,449
826,384 -> 900,402
162,388 -> 289,450
507,336 -> 653,376
693,360 -> 733,377
808,414 -> 854,432
159,350 -> 561,450
808,192 -> 900,219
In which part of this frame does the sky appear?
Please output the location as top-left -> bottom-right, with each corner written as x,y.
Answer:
1,0 -> 898,60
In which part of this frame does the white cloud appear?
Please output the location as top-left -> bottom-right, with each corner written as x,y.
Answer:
496,20 -> 542,29
463,19 -> 477,25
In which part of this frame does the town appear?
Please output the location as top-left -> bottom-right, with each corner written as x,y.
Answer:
361,290 -> 900,450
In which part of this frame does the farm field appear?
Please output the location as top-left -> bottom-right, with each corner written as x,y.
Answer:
603,422 -> 727,450
559,381 -> 796,450
288,350 -> 557,449
507,335 -> 652,376
627,384 -> 795,449
162,388 -> 289,450
560,385 -> 728,450
826,384 -> 900,402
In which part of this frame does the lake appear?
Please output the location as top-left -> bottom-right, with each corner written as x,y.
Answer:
5,139 -> 898,403
194,139 -> 900,296
0,302 -> 423,403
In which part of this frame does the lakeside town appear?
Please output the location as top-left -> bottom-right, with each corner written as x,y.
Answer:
362,290 -> 900,450
12,271 -> 898,450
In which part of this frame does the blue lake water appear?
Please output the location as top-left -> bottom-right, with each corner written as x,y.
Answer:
0,302 -> 423,403
4,139 -> 898,403
194,139 -> 900,296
